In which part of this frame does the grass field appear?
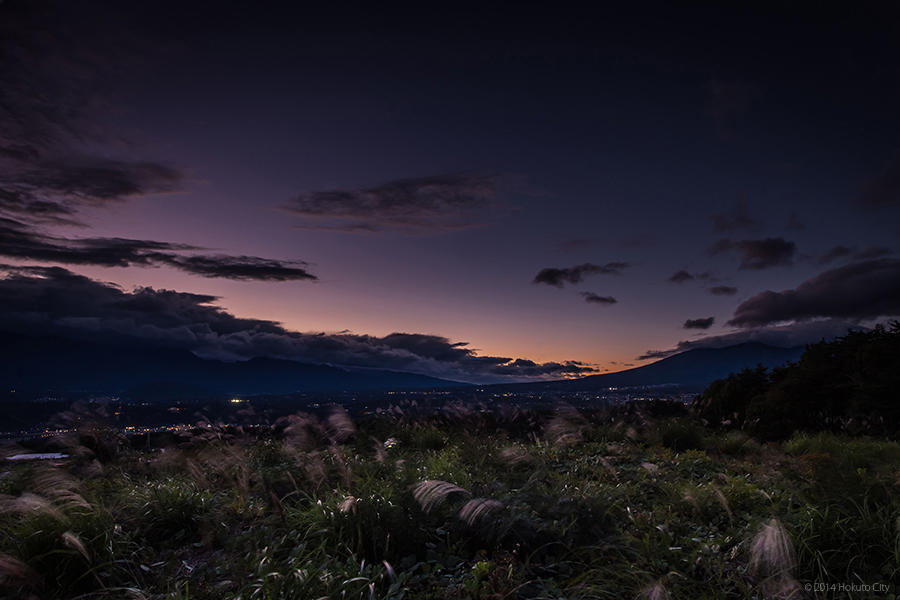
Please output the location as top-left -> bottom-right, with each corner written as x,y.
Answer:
1,402 -> 897,599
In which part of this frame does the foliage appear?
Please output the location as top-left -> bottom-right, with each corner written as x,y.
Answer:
0,405 -> 896,599
693,322 -> 900,439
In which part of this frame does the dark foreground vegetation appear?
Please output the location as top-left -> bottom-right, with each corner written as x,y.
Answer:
694,323 -> 900,439
0,326 -> 897,599
1,401 -> 897,599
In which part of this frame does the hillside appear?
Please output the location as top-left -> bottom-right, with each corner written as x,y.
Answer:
502,342 -> 804,391
0,332 -> 465,396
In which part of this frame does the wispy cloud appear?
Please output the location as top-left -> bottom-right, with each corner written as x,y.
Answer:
1,158 -> 182,227
533,262 -> 630,287
683,317 -> 714,329
708,285 -> 738,296
580,292 -> 617,305
282,172 -> 502,233
818,244 -> 893,264
0,7 -> 314,284
0,219 -> 316,281
667,269 -> 714,284
0,4 -> 182,227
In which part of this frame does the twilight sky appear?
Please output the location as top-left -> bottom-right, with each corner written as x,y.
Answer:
2,1 -> 899,382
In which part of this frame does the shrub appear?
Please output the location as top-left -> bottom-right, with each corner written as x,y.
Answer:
692,365 -> 770,429
656,419 -> 705,452
121,477 -> 219,547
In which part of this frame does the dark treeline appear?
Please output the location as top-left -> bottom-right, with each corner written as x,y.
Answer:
693,322 -> 900,439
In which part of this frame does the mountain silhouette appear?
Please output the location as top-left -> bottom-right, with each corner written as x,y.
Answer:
0,331 -> 465,397
499,342 -> 804,391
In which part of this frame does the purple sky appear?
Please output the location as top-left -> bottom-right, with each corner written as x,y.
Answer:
2,2 -> 899,382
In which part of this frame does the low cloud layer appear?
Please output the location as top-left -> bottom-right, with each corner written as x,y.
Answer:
709,237 -> 797,270
580,292 -> 617,305
683,317 -> 714,329
283,173 -> 502,233
533,262 -> 629,287
728,258 -> 900,327
0,266 -> 596,382
0,218 -> 316,281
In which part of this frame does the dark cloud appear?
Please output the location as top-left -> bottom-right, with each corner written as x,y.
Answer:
282,172 -> 502,233
668,270 -> 694,283
854,246 -> 893,260
0,217 -> 189,266
637,319 -> 867,360
580,292 -> 617,305
486,358 -> 597,378
21,159 -> 180,202
0,189 -> 81,227
709,285 -> 738,296
738,238 -> 798,269
634,349 -> 672,361
1,2 -> 105,158
727,259 -> 900,328
533,262 -> 629,287
683,317 -> 714,329
818,245 -> 854,264
0,7 -> 311,283
709,237 -> 797,269
709,197 -> 760,232
0,219 -> 316,281
858,152 -> 900,207
0,266 -> 596,382
0,158 -> 181,225
667,269 -> 713,283
818,245 -> 894,265
0,3 -> 182,227
1,142 -> 183,228
153,255 -> 316,282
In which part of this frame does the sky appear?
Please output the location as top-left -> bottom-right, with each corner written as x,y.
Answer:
1,1 -> 899,383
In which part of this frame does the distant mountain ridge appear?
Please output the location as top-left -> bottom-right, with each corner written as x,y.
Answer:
498,342 -> 805,391
0,332 -> 465,396
0,331 -> 806,398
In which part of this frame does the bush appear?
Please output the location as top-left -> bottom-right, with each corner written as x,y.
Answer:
692,365 -> 770,429
695,323 -> 900,438
121,478 -> 220,547
657,419 -> 705,452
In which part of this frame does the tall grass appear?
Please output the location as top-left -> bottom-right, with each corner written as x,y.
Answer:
0,408 -> 895,598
